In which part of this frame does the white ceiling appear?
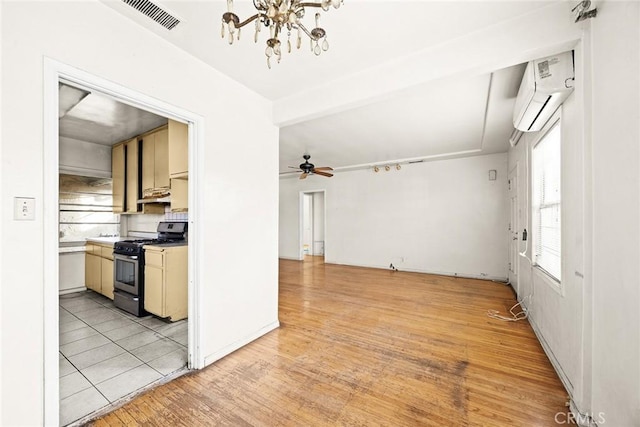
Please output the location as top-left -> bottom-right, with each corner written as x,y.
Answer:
59,83 -> 167,145
98,0 -> 556,173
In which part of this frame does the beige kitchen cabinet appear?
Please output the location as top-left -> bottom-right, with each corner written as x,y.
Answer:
84,242 -> 115,299
168,120 -> 188,212
85,251 -> 102,293
143,245 -> 187,321
141,126 -> 170,195
170,178 -> 188,212
112,138 -> 141,214
112,143 -> 125,213
100,246 -> 114,299
168,119 -> 188,179
125,138 -> 139,213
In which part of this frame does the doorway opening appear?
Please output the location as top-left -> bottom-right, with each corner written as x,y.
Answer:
300,190 -> 326,262
44,59 -> 203,426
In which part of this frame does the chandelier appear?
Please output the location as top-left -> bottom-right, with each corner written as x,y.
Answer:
221,0 -> 343,68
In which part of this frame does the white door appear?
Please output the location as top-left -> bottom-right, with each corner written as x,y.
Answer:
508,166 -> 519,290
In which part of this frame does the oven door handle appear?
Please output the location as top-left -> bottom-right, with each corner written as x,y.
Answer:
116,254 -> 138,260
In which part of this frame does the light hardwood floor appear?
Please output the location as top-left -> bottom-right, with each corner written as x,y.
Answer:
90,257 -> 569,426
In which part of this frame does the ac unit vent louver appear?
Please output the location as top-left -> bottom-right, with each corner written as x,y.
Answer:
121,0 -> 180,30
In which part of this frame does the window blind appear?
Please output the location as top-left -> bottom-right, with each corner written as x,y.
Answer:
532,121 -> 561,281
59,174 -> 120,243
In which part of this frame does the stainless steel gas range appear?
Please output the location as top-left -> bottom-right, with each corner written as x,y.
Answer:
113,221 -> 187,316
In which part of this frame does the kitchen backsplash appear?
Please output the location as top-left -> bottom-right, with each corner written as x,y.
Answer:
124,206 -> 188,236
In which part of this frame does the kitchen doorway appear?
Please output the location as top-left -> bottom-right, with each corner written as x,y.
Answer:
44,59 -> 204,425
299,190 -> 326,261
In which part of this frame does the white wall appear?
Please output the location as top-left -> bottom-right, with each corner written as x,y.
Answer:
280,153 -> 509,280
0,1 -> 279,425
312,192 -> 324,255
59,137 -> 111,178
589,1 -> 640,424
508,2 -> 640,424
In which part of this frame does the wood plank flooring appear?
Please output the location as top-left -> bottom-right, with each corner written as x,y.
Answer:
89,257 -> 569,426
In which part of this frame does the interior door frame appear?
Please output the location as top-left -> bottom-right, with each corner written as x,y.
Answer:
302,193 -> 314,255
43,58 -> 205,425
298,189 -> 326,260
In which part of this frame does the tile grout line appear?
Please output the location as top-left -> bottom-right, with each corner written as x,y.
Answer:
60,292 -> 187,375
59,291 -> 189,425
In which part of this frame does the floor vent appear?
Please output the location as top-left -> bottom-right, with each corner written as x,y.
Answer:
121,0 -> 181,30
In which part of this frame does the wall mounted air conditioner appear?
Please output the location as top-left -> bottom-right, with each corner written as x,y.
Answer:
513,51 -> 575,132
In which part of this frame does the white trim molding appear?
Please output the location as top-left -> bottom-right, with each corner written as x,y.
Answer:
43,57 -> 205,425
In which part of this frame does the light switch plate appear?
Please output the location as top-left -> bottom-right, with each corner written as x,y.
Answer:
14,197 -> 36,220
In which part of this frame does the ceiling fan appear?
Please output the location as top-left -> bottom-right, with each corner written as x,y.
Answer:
290,154 -> 334,180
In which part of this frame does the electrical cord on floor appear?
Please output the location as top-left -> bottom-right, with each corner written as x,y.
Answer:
487,295 -> 531,322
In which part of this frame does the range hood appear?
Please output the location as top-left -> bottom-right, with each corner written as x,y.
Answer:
138,195 -> 171,204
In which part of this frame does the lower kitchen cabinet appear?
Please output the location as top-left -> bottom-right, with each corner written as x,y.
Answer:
85,253 -> 101,293
101,257 -> 114,300
84,242 -> 114,300
143,245 -> 187,321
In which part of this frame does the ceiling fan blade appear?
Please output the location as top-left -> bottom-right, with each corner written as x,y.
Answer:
299,172 -> 309,180
288,166 -> 301,169
313,170 -> 333,178
314,166 -> 334,171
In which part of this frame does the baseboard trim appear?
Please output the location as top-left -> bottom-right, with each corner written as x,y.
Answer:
324,260 -> 508,282
203,320 -> 280,366
569,400 -> 600,427
59,286 -> 87,295
278,256 -> 302,261
526,313 -> 574,395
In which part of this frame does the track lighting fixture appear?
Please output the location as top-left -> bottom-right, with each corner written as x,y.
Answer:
372,163 -> 404,173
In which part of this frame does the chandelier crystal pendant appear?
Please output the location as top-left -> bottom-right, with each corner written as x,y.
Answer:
221,0 -> 343,69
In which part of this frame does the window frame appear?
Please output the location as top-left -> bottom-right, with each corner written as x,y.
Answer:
530,111 -> 563,288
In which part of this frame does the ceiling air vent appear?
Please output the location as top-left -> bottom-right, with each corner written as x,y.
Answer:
122,0 -> 181,30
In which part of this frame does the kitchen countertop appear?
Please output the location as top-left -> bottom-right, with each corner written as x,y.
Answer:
144,242 -> 188,249
85,236 -> 134,245
59,236 -> 187,253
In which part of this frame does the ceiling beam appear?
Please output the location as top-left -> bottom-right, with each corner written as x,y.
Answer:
273,1 -> 582,127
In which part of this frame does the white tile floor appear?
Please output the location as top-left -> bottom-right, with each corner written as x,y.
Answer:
59,291 -> 188,426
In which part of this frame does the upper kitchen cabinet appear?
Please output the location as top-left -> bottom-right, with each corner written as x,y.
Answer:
125,138 -> 140,213
141,126 -> 170,197
112,138 -> 142,214
112,143 -> 125,213
168,119 -> 188,179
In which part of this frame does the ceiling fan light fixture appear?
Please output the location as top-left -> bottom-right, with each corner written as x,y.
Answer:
221,0 -> 344,68
291,154 -> 333,179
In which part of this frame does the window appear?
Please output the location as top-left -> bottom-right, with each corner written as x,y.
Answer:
59,174 -> 120,243
532,119 -> 561,282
